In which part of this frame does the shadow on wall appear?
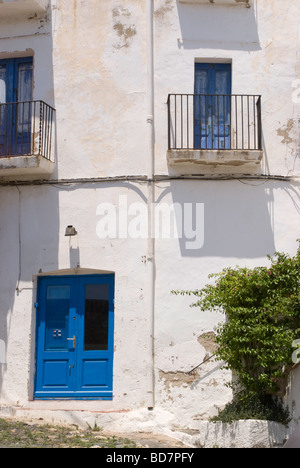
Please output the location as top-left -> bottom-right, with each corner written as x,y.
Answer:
168,179 -> 278,258
0,184 -> 60,394
0,5 -> 58,394
176,1 -> 261,51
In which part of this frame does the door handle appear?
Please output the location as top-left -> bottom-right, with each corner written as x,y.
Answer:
67,335 -> 76,348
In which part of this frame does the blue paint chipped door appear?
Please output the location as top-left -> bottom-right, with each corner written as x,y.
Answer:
35,275 -> 115,400
0,57 -> 33,156
194,63 -> 231,150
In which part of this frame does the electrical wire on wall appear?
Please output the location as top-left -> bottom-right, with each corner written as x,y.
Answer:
16,185 -> 22,294
0,173 -> 295,188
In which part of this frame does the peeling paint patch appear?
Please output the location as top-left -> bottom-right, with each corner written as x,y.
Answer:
277,119 -> 297,146
113,23 -> 137,49
159,370 -> 198,392
112,6 -> 137,50
197,332 -> 218,355
112,6 -> 131,19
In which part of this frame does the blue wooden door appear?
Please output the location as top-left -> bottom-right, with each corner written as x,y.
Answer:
35,275 -> 115,400
194,63 -> 231,150
0,57 -> 33,157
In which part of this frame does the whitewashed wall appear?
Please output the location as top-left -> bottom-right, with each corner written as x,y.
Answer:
0,0 -> 299,432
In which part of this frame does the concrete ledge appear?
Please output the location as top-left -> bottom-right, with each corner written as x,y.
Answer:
170,420 -> 287,448
178,0 -> 251,7
0,155 -> 55,180
167,149 -> 263,166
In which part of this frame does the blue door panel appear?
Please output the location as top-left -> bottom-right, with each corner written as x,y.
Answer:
35,275 -> 115,400
42,360 -> 70,387
81,359 -> 109,387
194,63 -> 231,150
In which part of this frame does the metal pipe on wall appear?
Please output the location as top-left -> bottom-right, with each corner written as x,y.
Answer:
146,0 -> 155,410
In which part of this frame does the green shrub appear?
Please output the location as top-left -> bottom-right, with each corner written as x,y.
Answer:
211,392 -> 291,426
172,241 -> 300,421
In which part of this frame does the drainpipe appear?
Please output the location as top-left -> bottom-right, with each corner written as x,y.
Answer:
146,0 -> 155,410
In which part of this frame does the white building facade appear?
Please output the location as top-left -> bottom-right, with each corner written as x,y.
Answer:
0,0 -> 299,434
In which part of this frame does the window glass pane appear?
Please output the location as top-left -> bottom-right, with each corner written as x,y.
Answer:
45,285 -> 70,351
84,284 -> 109,351
194,69 -> 209,124
17,63 -> 33,132
194,69 -> 209,95
0,65 -> 6,104
213,70 -> 230,125
214,70 -> 230,95
17,63 -> 33,102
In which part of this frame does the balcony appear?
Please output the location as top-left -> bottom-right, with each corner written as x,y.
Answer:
0,100 -> 56,180
0,0 -> 49,18
167,94 -> 263,169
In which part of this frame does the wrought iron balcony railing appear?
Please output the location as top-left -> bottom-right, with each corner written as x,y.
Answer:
167,94 -> 262,152
0,100 -> 55,161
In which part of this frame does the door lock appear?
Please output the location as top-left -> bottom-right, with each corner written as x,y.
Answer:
67,335 -> 76,348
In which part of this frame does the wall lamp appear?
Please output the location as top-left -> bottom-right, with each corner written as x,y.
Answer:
65,225 -> 77,237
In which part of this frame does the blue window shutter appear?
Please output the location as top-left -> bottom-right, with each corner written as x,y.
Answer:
194,63 -> 232,149
0,57 -> 33,156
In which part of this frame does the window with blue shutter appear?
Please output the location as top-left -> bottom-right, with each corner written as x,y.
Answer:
194,63 -> 231,149
0,57 -> 33,156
